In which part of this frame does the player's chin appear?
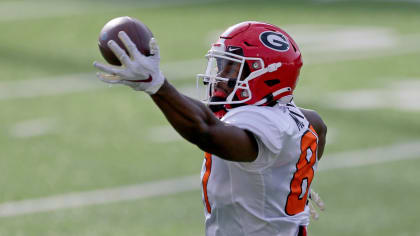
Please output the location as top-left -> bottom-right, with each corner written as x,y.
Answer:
208,96 -> 226,113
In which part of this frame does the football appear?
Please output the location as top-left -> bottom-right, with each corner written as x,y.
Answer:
98,16 -> 153,66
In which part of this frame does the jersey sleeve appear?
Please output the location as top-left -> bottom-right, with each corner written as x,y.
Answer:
221,106 -> 291,171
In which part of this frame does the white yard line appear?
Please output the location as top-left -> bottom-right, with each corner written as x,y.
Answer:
0,176 -> 199,218
325,79 -> 420,111
209,26 -> 420,65
0,74 -> 99,100
292,28 -> 420,64
1,140 -> 419,217
0,60 -> 204,101
319,141 -> 420,171
9,118 -> 57,138
290,26 -> 397,53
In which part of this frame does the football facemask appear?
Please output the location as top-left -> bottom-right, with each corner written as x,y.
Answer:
197,43 -> 285,106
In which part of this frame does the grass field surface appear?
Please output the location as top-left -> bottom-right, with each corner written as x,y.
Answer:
1,0 -> 419,235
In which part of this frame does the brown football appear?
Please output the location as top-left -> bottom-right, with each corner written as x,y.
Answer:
98,16 -> 153,66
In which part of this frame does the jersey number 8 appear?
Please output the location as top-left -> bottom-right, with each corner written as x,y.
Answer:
285,126 -> 318,215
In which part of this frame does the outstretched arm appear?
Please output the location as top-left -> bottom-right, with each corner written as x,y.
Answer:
93,31 -> 257,162
150,80 -> 258,162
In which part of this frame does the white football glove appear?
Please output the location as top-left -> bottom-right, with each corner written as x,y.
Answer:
93,31 -> 165,95
309,189 -> 325,220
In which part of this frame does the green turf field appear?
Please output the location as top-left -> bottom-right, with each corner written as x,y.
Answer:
1,0 -> 420,235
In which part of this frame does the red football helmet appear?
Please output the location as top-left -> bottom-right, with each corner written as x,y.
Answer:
197,21 -> 302,108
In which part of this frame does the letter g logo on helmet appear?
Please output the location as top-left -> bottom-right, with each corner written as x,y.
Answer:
259,31 -> 290,52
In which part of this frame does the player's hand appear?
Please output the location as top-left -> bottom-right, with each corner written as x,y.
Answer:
309,189 -> 325,220
93,31 -> 165,95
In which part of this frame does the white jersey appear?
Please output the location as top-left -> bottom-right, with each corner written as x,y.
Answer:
200,102 -> 319,236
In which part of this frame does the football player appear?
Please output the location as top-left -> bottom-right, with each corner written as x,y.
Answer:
94,21 -> 327,236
